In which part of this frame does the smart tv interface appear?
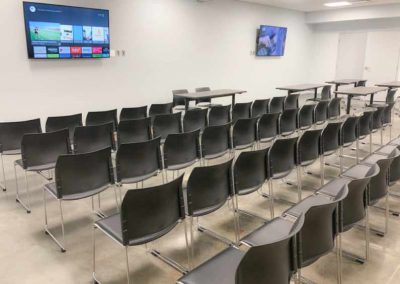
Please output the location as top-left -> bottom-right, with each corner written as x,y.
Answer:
23,2 -> 110,59
256,25 -> 287,57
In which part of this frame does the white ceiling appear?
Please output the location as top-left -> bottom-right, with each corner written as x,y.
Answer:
241,0 -> 400,12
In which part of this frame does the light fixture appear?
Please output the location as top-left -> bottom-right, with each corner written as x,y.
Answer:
324,1 -> 352,7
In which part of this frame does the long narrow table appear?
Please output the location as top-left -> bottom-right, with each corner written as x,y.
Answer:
326,79 -> 363,92
376,81 -> 400,90
276,84 -> 327,99
334,86 -> 388,114
174,89 -> 246,111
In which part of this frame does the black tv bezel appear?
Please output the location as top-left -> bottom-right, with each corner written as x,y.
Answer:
256,24 -> 287,57
22,1 -> 110,60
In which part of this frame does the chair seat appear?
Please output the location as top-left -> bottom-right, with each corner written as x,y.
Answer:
167,159 -> 198,171
237,184 -> 262,196
119,170 -> 159,185
15,159 -> 56,171
177,247 -> 245,284
44,182 -> 111,201
2,149 -> 21,155
95,213 -> 179,246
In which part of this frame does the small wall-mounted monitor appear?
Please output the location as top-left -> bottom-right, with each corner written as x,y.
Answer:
256,25 -> 287,57
23,2 -> 110,59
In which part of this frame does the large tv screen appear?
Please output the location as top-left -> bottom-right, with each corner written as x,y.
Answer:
23,2 -> 110,59
256,25 -> 287,57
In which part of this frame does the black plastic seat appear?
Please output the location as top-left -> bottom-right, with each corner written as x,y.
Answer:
284,94 -> 299,110
232,118 -> 258,150
45,113 -> 82,141
183,108 -> 208,132
251,99 -> 269,118
279,109 -> 298,136
388,139 -> 400,184
328,98 -> 341,119
73,123 -> 115,154
340,116 -> 360,163
308,85 -> 331,101
93,176 -> 189,283
320,122 -> 342,184
258,113 -> 280,144
298,104 -> 316,130
116,137 -> 163,185
152,112 -> 182,142
209,105 -> 231,126
382,102 -> 395,142
357,80 -> 367,87
149,103 -> 173,117
119,106 -> 147,121
164,130 -> 201,171
195,87 -> 212,105
86,109 -> 118,131
314,100 -> 329,124
297,129 -> 322,167
232,102 -> 251,123
201,123 -> 232,160
117,118 -> 152,145
173,89 -> 189,111
269,96 -> 285,113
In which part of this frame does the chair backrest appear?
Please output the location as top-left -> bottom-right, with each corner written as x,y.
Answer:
117,118 -> 152,145
383,102 -> 395,125
234,148 -> 269,195
116,137 -> 162,184
21,129 -> 70,169
0,118 -> 42,153
298,104 -> 316,130
270,96 -> 285,113
55,147 -> 114,199
251,99 -> 270,118
73,123 -> 115,153
186,159 -> 233,216
284,94 -> 299,110
314,100 -> 329,124
356,80 -> 367,87
201,123 -> 232,159
387,141 -> 400,183
149,103 -> 174,117
153,112 -> 182,140
86,109 -> 118,131
121,175 -> 185,246
269,137 -> 298,177
321,122 -> 342,155
371,105 -> 385,130
258,113 -> 280,142
45,114 -> 82,140
328,98 -> 341,119
386,89 -> 397,103
297,129 -> 322,165
232,102 -> 252,123
232,118 -> 258,149
377,144 -> 400,184
195,87 -> 211,103
164,129 -> 200,169
359,110 -> 374,137
172,89 -> 188,106
120,106 -> 148,121
321,85 -> 332,100
209,105 -> 231,126
279,109 -> 298,135
183,108 -> 208,132
341,116 -> 359,146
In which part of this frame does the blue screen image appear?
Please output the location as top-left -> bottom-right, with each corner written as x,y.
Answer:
23,2 -> 110,59
256,25 -> 287,57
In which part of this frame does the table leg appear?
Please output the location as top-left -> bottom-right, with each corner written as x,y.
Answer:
370,93 -> 375,105
346,95 -> 352,115
335,84 -> 339,98
232,94 -> 236,106
185,99 -> 189,111
314,88 -> 318,100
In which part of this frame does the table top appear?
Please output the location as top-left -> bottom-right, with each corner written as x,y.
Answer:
276,84 -> 327,92
376,81 -> 400,88
334,86 -> 388,96
326,79 -> 361,85
174,89 -> 246,99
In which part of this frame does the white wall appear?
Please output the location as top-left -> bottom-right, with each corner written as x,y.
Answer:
0,0 -> 313,122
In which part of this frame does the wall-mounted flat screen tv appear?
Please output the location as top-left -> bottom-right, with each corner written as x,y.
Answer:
23,2 -> 110,59
256,25 -> 287,57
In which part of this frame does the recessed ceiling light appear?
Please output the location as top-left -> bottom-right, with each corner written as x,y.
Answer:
324,1 -> 352,7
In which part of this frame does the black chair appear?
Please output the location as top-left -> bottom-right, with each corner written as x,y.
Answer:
201,123 -> 232,161
358,109 -> 375,154
45,113 -> 82,142
116,137 -> 163,188
195,87 -> 212,106
340,116 -> 360,166
0,118 -> 42,191
178,214 -> 304,284
328,98 -> 341,119
314,100 -> 329,125
232,118 -> 258,150
279,109 -> 298,136
185,159 -> 238,249
149,102 -> 173,117
86,109 -> 118,131
14,129 -> 70,213
117,117 -> 152,145
164,130 -> 201,175
258,113 -> 280,145
269,96 -> 285,113
44,147 -> 115,252
183,108 -> 208,132
320,122 -> 342,184
382,102 -> 395,142
119,106 -> 147,121
251,99 -> 269,118
356,80 -> 367,87
93,175 -> 190,283
152,112 -> 182,142
73,123 -> 115,153
308,85 -> 331,101
298,104 -> 316,130
369,104 -> 386,145
232,102 -> 251,123
173,89 -> 189,111
284,94 -> 300,110
209,105 -> 231,126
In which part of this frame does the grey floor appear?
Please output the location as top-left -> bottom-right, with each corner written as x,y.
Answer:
2,113 -> 400,283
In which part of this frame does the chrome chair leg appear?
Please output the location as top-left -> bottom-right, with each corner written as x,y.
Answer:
385,192 -> 389,235
125,246 -> 131,284
92,226 -> 101,284
268,179 -> 274,219
43,189 -> 66,252
91,195 -> 107,218
189,216 -> 194,262
14,163 -> 31,213
339,147 -> 344,174
369,133 -> 372,154
336,234 -> 342,284
296,166 -> 302,201
320,155 -> 325,186
365,208 -> 370,261
1,154 -> 6,191
356,139 -> 360,164
183,219 -> 192,270
231,197 -> 239,245
380,127 -> 383,146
